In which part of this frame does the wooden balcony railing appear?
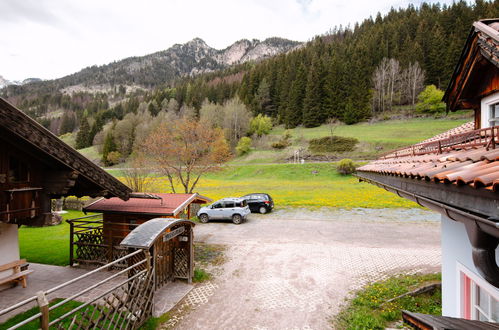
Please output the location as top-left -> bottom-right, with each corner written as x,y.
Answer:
382,125 -> 498,159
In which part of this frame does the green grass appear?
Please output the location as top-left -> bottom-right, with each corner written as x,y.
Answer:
333,273 -> 442,329
193,268 -> 212,283
19,210 -> 88,266
144,163 -> 418,209
234,116 -> 471,163
77,146 -> 100,162
0,299 -> 84,330
0,297 -> 152,330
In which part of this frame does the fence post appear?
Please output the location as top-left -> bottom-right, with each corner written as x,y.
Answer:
36,291 -> 49,330
68,220 -> 74,267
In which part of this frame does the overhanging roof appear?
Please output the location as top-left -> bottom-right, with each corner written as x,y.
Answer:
443,19 -> 499,111
0,97 -> 131,200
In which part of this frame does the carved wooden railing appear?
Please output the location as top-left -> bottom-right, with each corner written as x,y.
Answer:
0,249 -> 154,330
382,125 -> 498,159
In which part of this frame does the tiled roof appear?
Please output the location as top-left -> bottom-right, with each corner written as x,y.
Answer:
418,121 -> 475,144
357,124 -> 499,193
84,193 -> 210,215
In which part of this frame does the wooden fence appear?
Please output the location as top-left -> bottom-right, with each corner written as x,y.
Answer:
0,249 -> 154,329
67,215 -> 139,267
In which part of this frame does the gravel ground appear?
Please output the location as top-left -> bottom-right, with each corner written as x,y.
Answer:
172,208 -> 441,330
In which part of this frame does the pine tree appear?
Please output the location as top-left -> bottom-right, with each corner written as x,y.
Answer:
102,132 -> 117,165
285,63 -> 306,128
75,117 -> 91,149
302,57 -> 326,128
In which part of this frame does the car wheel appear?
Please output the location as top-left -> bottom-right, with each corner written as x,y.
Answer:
199,214 -> 209,223
232,214 -> 242,225
259,206 -> 267,214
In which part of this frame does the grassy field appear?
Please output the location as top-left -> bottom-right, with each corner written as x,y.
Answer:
233,116 -> 471,164
131,163 -> 418,209
18,210 -> 88,266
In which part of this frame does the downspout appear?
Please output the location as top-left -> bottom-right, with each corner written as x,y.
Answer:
357,175 -> 499,288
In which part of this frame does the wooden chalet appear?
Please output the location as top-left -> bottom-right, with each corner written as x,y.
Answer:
0,97 -> 131,289
356,19 -> 499,326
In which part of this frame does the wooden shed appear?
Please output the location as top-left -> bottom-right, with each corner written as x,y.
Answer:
69,193 -> 211,266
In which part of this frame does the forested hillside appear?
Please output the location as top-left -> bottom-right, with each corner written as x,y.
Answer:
174,0 -> 498,127
1,1 -> 497,166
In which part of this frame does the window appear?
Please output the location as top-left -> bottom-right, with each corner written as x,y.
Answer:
212,203 -> 222,209
8,156 -> 29,183
224,202 -> 235,208
490,103 -> 499,127
461,269 -> 499,321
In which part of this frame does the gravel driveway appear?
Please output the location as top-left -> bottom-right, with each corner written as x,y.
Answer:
174,208 -> 441,330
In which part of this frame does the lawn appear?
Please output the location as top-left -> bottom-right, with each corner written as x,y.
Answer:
138,163 -> 418,209
18,210 -> 88,266
234,116 -> 471,163
333,273 -> 442,329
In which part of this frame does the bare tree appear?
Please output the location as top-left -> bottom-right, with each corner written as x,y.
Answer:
122,153 -> 157,192
144,118 -> 231,193
200,98 -> 252,147
372,58 -> 424,113
402,62 -> 425,106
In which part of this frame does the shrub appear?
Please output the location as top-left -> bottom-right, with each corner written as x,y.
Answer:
193,268 -> 212,282
308,136 -> 358,153
236,137 -> 252,156
336,159 -> 356,175
249,114 -> 273,136
106,151 -> 122,166
271,130 -> 292,149
416,85 -> 446,114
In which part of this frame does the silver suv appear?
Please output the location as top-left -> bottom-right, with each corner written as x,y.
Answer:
197,198 -> 250,224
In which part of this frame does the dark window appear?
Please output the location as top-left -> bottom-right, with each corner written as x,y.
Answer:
224,202 -> 235,208
212,203 -> 222,209
490,103 -> 499,127
8,156 -> 29,183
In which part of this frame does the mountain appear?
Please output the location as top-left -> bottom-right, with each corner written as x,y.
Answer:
0,75 -> 42,89
1,37 -> 301,97
0,75 -> 9,89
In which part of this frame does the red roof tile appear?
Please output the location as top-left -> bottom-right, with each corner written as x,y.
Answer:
84,193 -> 211,215
357,124 -> 499,193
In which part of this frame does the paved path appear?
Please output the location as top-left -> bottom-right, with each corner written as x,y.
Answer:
174,208 -> 441,330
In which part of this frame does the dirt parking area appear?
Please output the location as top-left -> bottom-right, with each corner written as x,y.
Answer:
173,208 -> 441,330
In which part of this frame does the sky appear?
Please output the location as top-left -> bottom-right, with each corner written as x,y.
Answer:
1,0 -> 459,82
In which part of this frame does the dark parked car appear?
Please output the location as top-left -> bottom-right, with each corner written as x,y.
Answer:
241,193 -> 274,214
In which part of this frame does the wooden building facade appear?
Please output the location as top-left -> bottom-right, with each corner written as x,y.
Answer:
356,19 -> 499,326
0,97 -> 131,289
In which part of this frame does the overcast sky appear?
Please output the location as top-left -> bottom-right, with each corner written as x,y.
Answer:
1,0 -> 458,81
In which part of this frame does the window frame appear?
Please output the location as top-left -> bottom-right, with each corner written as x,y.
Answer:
458,263 -> 499,321
490,103 -> 499,127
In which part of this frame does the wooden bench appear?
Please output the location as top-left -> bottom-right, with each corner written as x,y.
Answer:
0,259 -> 33,288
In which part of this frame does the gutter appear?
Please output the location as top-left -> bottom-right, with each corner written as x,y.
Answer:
356,173 -> 499,288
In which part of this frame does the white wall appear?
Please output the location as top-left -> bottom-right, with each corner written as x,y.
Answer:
480,92 -> 499,128
441,215 -> 499,316
0,223 -> 20,291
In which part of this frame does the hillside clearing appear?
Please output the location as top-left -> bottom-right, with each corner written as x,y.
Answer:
233,116 -> 471,164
